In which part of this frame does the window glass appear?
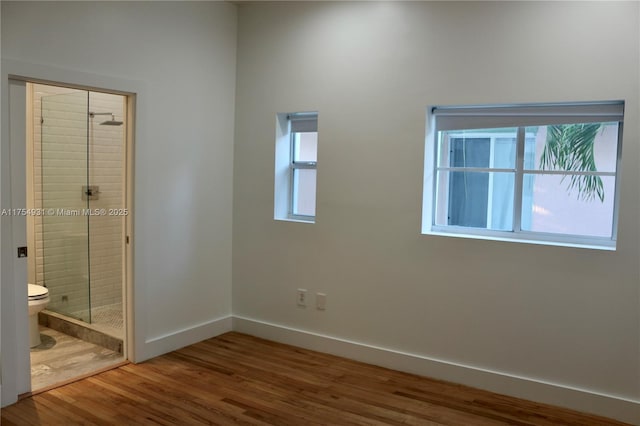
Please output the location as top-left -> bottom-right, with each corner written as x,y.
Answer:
292,169 -> 317,216
435,128 -> 518,231
293,132 -> 318,162
274,111 -> 318,222
521,174 -> 615,237
524,123 -> 618,173
425,101 -> 623,248
438,128 -> 517,169
436,171 -> 514,231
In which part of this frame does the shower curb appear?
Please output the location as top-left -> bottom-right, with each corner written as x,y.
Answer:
39,310 -> 123,354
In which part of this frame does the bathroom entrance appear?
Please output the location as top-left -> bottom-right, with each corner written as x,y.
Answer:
26,82 -> 130,391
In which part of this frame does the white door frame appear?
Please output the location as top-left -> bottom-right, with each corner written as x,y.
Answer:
1,59 -> 141,406
1,79 -> 32,406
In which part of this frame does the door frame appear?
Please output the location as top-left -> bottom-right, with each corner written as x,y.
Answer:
1,59 -> 140,406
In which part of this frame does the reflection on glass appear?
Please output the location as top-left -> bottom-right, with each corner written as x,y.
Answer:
41,91 -> 92,322
438,128 -> 517,169
521,174 -> 615,237
435,171 -> 514,231
524,123 -> 618,173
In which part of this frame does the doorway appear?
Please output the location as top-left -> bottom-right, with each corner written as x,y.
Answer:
26,82 -> 131,391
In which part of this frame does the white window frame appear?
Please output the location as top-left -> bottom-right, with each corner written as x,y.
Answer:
422,101 -> 625,250
275,111 -> 318,223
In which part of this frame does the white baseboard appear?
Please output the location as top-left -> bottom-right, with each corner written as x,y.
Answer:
233,316 -> 640,425
140,315 -> 232,362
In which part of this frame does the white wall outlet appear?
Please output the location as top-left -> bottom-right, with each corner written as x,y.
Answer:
297,288 -> 307,307
316,293 -> 326,310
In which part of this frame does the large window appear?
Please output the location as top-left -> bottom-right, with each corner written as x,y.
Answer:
275,112 -> 318,222
423,102 -> 624,249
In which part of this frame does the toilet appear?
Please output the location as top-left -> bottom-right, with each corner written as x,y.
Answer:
28,284 -> 50,348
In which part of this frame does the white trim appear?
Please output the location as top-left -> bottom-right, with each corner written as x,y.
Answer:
140,315 -> 232,362
9,80 -> 31,396
426,228 -> 616,251
435,167 -> 615,177
232,316 -> 640,425
283,215 -> 315,224
1,79 -> 26,407
274,113 -> 291,220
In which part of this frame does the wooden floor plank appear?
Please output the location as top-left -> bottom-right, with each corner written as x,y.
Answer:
1,332 -> 630,426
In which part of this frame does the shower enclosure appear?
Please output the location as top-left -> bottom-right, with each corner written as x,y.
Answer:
34,85 -> 125,334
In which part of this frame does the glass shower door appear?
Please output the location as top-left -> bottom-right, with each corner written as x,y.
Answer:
40,90 -> 92,322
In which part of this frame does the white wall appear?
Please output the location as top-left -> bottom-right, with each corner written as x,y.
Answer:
1,0 -> 236,400
233,2 -> 639,422
1,0 -> 638,422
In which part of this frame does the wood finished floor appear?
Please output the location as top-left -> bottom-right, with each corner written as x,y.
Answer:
2,332 -> 629,426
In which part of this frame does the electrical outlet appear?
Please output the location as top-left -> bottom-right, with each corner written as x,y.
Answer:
316,293 -> 326,310
297,289 -> 307,307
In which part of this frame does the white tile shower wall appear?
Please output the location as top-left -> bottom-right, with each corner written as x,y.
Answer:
31,84 -> 124,317
87,91 -> 124,311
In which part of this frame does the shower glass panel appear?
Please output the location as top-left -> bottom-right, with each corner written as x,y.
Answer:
41,91 -> 92,322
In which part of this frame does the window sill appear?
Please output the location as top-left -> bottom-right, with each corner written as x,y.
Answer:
275,216 -> 315,224
422,229 -> 616,251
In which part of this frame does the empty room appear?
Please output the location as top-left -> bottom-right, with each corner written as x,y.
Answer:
1,1 -> 638,425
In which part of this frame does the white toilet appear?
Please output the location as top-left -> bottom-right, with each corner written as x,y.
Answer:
28,284 -> 50,348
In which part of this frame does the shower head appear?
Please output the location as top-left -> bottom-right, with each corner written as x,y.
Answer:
101,118 -> 123,126
89,111 -> 123,126
100,114 -> 123,126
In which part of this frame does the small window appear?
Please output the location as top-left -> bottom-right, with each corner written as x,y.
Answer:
422,101 -> 624,249
275,112 -> 318,222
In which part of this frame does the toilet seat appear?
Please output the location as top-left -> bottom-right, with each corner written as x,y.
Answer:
28,284 -> 49,301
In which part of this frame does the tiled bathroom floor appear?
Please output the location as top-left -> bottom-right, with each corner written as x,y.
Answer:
64,303 -> 124,340
89,304 -> 124,339
31,326 -> 124,392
